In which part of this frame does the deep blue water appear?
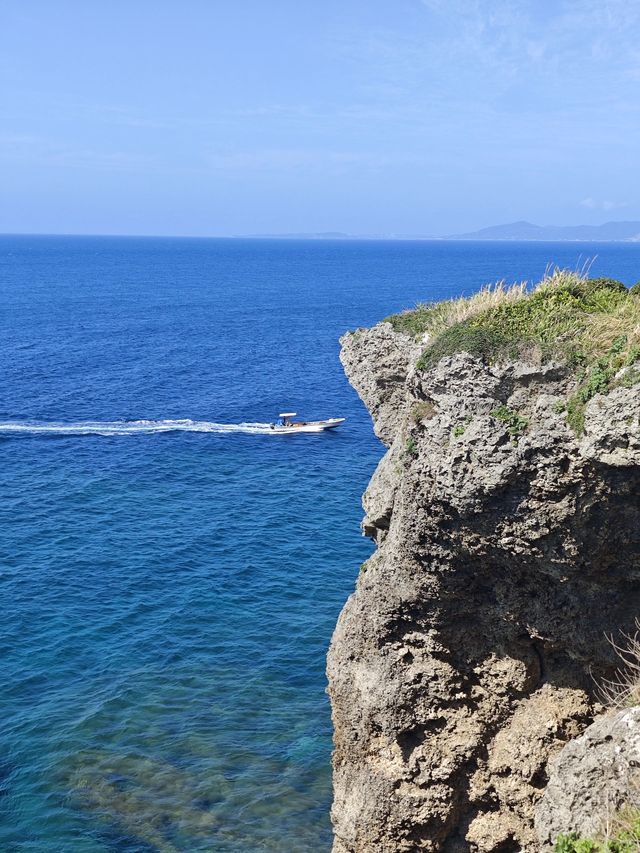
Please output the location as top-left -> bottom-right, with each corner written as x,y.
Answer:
1,236 -> 640,852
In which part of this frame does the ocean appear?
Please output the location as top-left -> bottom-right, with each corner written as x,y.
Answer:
1,236 -> 639,852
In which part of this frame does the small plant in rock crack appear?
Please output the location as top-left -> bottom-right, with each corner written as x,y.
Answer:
491,405 -> 529,439
411,400 -> 436,424
452,416 -> 472,438
404,437 -> 418,459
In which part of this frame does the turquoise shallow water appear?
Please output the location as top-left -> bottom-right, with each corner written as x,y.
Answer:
1,236 -> 640,852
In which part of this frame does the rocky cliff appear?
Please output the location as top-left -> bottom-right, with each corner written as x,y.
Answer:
327,277 -> 640,852
536,707 -> 640,846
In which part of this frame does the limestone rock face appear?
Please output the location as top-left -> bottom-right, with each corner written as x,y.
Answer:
339,323 -> 423,445
328,323 -> 640,852
536,708 -> 640,848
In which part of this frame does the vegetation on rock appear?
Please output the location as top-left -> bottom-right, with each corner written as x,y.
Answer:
387,271 -> 640,434
403,437 -> 418,458
336,306 -> 640,852
491,404 -> 529,439
598,618 -> 640,709
411,400 -> 436,423
554,807 -> 640,852
452,416 -> 472,438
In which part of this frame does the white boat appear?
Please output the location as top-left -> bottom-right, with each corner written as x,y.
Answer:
269,412 -> 346,434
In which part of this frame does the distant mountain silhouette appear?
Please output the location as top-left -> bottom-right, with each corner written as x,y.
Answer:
449,220 -> 640,241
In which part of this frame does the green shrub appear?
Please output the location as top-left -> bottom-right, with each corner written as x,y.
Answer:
583,277 -> 628,295
553,806 -> 640,852
555,834 -> 599,852
387,304 -> 442,337
386,280 -> 528,341
404,437 -> 418,459
417,322 -> 509,371
566,397 -> 587,435
417,274 -> 631,371
554,830 -> 639,852
416,272 -> 638,369
619,367 -> 640,389
402,271 -> 640,434
566,336 -> 640,432
491,405 -> 529,439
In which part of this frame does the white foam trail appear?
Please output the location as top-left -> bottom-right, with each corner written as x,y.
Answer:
0,419 -> 278,437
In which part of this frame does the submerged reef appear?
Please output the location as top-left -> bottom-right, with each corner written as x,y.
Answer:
66,750 -> 222,853
328,273 -> 640,851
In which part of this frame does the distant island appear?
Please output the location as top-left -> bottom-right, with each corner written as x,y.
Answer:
237,231 -> 438,240
241,231 -> 356,240
448,220 -> 640,241
238,221 -> 640,242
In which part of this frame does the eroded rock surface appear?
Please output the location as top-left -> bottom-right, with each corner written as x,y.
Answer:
328,323 -> 640,852
536,708 -> 640,848
339,323 -> 423,445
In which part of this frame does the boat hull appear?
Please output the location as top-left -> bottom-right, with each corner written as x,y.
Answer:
270,418 -> 345,434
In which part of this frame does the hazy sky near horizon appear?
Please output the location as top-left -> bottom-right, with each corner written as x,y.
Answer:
2,0 -> 640,236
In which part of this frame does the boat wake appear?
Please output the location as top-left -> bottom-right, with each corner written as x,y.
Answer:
0,419 -> 279,437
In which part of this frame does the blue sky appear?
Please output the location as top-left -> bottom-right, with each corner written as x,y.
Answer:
1,0 -> 639,236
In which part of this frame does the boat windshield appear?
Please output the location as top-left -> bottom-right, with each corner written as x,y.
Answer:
278,411 -> 297,426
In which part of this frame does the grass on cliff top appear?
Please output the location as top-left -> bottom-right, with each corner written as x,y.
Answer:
386,271 -> 640,433
386,278 -> 529,339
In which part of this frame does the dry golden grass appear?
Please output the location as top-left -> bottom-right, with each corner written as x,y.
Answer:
600,804 -> 640,850
598,619 -> 640,709
583,296 -> 640,366
387,279 -> 529,339
430,280 -> 529,334
387,268 -> 590,341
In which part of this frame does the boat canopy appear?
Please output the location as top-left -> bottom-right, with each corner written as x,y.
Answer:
278,412 -> 297,418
